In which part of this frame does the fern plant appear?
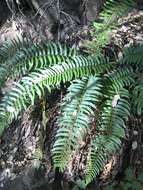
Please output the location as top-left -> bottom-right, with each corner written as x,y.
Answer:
0,0 -> 142,189
86,0 -> 135,53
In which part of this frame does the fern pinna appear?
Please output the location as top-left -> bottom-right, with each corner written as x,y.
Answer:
0,0 -> 142,188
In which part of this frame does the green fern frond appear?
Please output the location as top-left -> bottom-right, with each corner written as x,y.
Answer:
100,89 -> 130,132
52,76 -> 103,170
85,89 -> 130,184
0,36 -> 32,63
0,37 -> 32,86
122,45 -> 143,71
85,134 -> 121,185
95,0 -> 135,33
106,67 -> 135,92
88,0 -> 135,52
0,55 -> 110,135
131,80 -> 143,116
100,0 -> 135,22
0,42 -> 77,88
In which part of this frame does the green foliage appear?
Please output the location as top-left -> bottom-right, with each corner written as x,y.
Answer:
87,0 -> 136,53
85,89 -> 130,185
100,0 -> 135,21
131,80 -> 143,116
122,45 -> 143,116
104,168 -> 143,190
0,40 -> 77,87
52,76 -> 103,170
122,45 -> 143,63
0,54 -> 110,130
0,0 -> 142,188
0,36 -> 32,63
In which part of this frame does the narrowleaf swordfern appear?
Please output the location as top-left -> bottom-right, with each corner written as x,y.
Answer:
0,0 -> 142,188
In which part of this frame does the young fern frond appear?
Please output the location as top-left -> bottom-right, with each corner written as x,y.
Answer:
0,55 -> 110,135
52,76 -> 103,170
0,42 -> 77,88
